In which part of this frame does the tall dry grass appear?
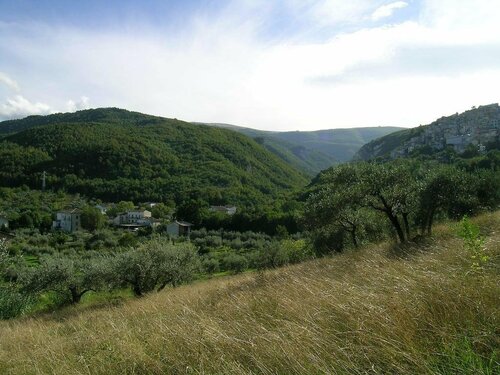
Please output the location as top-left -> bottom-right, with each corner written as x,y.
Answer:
0,213 -> 499,374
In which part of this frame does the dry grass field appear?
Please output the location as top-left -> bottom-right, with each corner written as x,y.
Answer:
0,213 -> 499,374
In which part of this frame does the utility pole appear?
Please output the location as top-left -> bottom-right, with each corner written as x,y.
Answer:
42,171 -> 46,191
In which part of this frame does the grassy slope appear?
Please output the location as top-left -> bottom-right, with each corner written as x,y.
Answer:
0,212 -> 499,374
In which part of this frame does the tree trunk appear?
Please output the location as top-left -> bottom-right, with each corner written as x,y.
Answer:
132,283 -> 143,297
426,208 -> 435,235
350,228 -> 358,248
378,195 -> 406,243
386,211 -> 406,243
69,286 -> 92,304
402,212 -> 410,239
420,211 -> 428,235
157,282 -> 169,292
69,286 -> 81,304
157,285 -> 165,292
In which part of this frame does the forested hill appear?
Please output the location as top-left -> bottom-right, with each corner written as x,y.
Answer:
354,104 -> 500,161
0,107 -> 170,136
0,108 -> 307,206
195,122 -> 403,175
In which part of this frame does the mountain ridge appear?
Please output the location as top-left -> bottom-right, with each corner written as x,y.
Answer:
195,122 -> 404,175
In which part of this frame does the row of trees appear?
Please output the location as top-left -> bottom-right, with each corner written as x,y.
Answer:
1,239 -> 199,309
304,160 -> 499,251
1,234 -> 313,318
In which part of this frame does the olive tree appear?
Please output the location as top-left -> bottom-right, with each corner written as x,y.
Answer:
417,165 -> 473,235
19,256 -> 113,304
222,253 -> 248,274
306,161 -> 421,244
113,238 -> 200,296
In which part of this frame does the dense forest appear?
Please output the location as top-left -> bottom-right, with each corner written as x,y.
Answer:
0,108 -> 307,208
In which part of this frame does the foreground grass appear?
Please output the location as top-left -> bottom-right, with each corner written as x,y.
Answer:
0,213 -> 499,374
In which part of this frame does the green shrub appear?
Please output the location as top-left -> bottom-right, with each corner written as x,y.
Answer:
258,242 -> 289,269
223,253 -> 248,274
0,286 -> 33,319
283,239 -> 313,264
202,257 -> 220,275
458,216 -> 489,272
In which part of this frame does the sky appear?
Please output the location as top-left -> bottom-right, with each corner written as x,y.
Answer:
0,0 -> 499,131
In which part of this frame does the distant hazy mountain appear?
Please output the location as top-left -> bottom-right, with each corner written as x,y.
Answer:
355,104 -> 500,161
195,123 -> 404,175
0,108 -> 307,206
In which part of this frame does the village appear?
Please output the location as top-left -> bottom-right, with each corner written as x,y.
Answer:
389,104 -> 500,158
0,203 -> 238,240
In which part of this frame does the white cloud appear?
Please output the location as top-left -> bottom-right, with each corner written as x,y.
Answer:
371,1 -> 408,21
0,71 -> 52,120
0,0 -> 499,130
223,0 -> 378,30
0,95 -> 52,120
0,72 -> 20,92
67,96 -> 90,112
301,0 -> 378,26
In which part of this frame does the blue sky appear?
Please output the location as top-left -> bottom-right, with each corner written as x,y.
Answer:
1,0 -> 499,130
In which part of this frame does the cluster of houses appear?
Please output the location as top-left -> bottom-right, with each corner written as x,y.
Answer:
110,209 -> 194,237
50,208 -> 193,236
46,203 -> 237,236
389,104 -> 500,158
1,202 -> 237,238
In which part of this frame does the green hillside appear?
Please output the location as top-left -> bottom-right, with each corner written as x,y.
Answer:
0,108 -> 307,206
0,107 -> 169,136
197,122 -> 403,175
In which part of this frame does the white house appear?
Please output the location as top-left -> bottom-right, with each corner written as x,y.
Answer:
52,209 -> 81,232
113,210 -> 153,228
95,204 -> 107,215
166,221 -> 193,237
0,215 -> 9,230
209,205 -> 237,215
